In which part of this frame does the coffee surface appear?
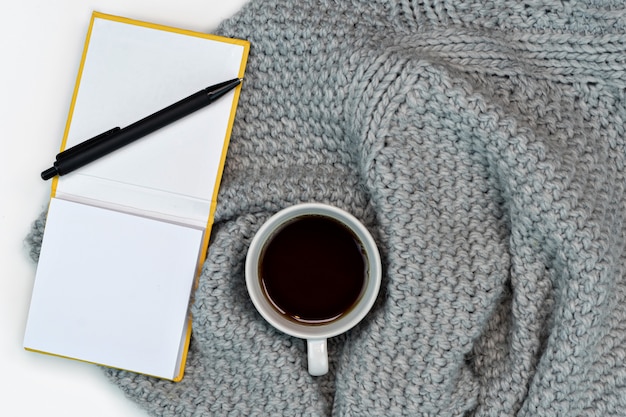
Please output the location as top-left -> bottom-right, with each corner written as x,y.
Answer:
259,216 -> 367,324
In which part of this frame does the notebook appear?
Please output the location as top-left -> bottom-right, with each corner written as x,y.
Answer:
23,12 -> 249,381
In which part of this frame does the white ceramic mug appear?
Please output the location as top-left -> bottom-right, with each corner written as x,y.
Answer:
245,203 -> 382,376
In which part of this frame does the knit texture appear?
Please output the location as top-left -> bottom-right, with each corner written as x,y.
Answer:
27,0 -> 626,415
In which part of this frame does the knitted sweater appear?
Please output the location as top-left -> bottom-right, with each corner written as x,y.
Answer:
27,0 -> 626,416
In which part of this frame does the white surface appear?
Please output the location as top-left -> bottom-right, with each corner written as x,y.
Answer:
0,1 -> 248,416
57,15 -> 246,226
24,198 -> 202,380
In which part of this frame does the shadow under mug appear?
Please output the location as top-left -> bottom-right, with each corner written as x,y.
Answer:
245,203 -> 382,376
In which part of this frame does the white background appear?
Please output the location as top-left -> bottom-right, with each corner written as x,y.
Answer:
1,1 -> 248,415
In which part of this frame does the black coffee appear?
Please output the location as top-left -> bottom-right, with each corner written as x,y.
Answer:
259,215 -> 367,325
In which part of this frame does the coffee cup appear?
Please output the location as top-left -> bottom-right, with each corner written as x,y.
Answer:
245,203 -> 381,376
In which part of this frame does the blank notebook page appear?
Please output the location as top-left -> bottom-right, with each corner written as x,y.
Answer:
55,16 -> 246,225
23,197 -> 203,378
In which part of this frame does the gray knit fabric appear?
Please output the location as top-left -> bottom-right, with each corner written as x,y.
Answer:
27,0 -> 626,416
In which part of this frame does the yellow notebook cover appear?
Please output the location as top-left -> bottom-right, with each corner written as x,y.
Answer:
23,12 -> 249,381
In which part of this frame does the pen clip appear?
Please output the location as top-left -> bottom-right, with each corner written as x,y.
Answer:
56,127 -> 121,161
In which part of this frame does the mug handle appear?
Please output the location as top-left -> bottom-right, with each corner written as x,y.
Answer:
307,338 -> 328,376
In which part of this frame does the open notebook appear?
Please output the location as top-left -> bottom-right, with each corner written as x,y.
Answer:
23,12 -> 249,381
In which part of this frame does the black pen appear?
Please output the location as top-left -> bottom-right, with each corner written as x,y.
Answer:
41,78 -> 242,180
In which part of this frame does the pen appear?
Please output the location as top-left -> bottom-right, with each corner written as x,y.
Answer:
41,78 -> 242,180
